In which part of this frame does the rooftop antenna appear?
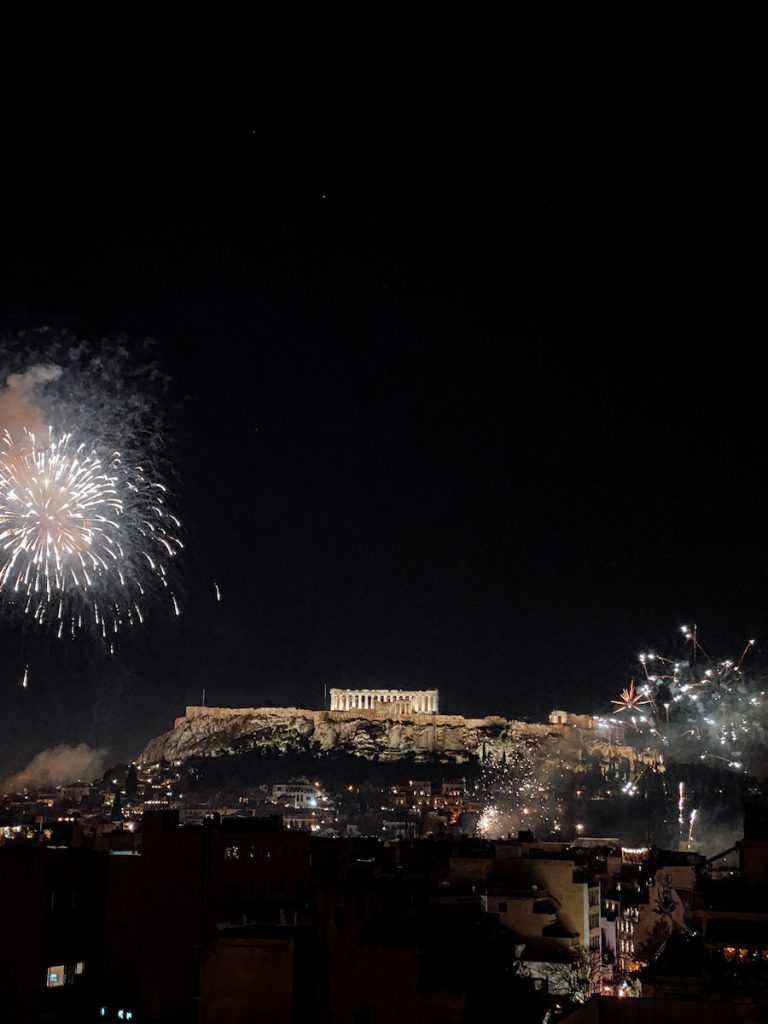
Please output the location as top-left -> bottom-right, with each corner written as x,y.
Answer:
202,688 -> 206,707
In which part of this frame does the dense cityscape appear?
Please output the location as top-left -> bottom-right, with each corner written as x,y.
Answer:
2,687 -> 768,1021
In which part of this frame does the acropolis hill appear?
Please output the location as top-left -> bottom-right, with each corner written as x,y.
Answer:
139,702 -> 646,771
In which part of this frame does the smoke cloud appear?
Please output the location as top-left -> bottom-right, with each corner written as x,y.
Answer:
0,363 -> 62,438
6,364 -> 63,393
4,742 -> 107,790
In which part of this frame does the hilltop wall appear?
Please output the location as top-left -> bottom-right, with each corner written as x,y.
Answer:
141,705 -> 642,768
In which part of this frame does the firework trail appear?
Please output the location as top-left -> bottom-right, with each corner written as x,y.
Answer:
0,334 -> 182,637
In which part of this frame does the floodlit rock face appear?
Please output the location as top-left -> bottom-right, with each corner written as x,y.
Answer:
139,705 -> 642,768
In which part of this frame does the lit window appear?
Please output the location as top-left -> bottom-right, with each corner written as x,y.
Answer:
75,962 -> 85,975
46,966 -> 65,988
224,845 -> 239,860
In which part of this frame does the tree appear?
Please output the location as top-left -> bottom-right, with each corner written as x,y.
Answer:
110,785 -> 123,822
125,762 -> 138,798
518,945 -> 600,1003
635,918 -> 670,964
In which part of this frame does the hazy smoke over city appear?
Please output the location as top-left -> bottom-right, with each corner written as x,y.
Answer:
4,742 -> 107,790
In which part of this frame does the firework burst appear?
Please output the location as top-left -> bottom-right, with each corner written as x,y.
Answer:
0,427 -> 182,637
610,680 -> 652,714
478,804 -> 501,838
0,337 -> 183,639
609,627 -> 768,776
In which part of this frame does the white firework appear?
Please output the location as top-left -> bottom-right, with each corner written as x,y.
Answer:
0,428 -> 181,637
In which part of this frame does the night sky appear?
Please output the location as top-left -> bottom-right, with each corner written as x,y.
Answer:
2,16 -> 768,771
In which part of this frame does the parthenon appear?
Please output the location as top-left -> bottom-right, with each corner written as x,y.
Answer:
329,688 -> 439,714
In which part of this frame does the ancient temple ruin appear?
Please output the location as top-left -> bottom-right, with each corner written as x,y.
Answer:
328,688 -> 439,714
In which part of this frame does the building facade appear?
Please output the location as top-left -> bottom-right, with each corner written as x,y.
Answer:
271,783 -> 323,809
329,688 -> 439,714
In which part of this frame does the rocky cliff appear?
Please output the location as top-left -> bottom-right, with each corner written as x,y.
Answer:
139,705 -> 642,768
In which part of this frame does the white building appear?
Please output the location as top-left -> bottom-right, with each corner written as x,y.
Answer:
329,688 -> 439,714
271,783 -> 322,809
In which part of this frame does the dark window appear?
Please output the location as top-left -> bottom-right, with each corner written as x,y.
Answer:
498,902 -> 508,913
